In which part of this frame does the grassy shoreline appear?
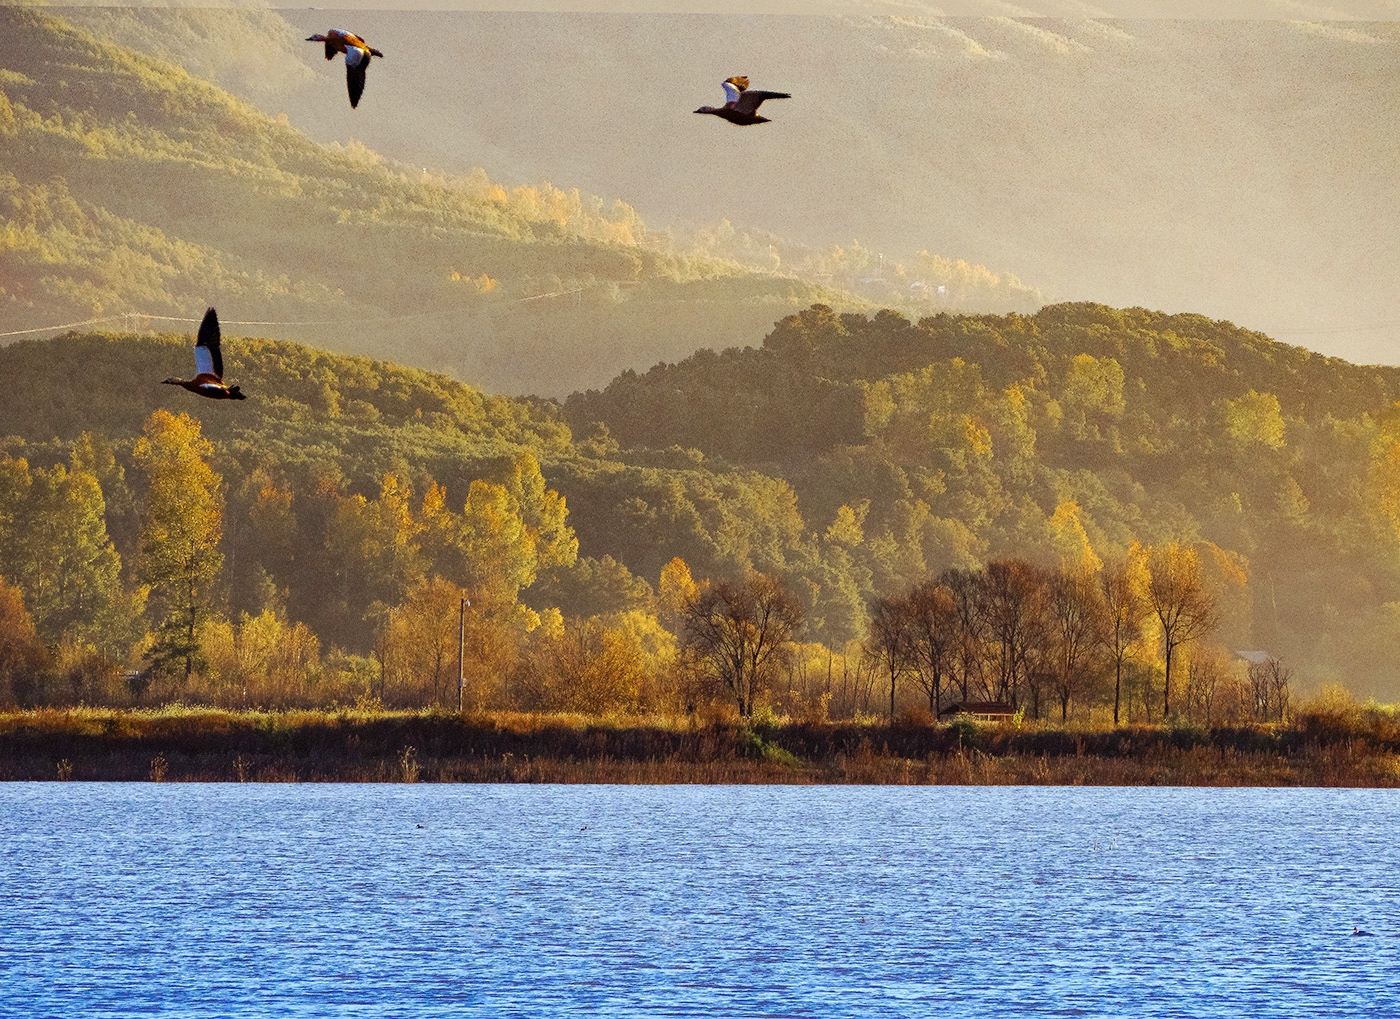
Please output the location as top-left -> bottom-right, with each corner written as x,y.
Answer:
3,707 -> 1399,786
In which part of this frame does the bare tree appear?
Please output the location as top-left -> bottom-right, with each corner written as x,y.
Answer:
1147,543 -> 1220,719
1247,656 -> 1293,722
941,568 -> 986,702
1098,558 -> 1145,726
980,559 -> 1049,712
1047,567 -> 1107,722
1185,649 -> 1223,724
865,594 -> 915,719
681,573 -> 803,717
906,580 -> 957,717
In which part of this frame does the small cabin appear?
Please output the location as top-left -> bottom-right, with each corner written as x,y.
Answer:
938,701 -> 1016,722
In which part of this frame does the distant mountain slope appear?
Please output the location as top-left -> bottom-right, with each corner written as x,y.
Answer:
71,8 -> 1395,364
568,302 -> 1400,695
52,6 -> 1048,316
0,8 -> 852,394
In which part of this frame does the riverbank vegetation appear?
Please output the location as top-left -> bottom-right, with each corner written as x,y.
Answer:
2,696 -> 1397,785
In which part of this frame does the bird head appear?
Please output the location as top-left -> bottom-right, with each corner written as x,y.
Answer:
306,33 -> 327,42
160,377 -> 180,386
695,106 -> 715,115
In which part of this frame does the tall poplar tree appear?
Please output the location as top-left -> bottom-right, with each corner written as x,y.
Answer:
133,411 -> 224,682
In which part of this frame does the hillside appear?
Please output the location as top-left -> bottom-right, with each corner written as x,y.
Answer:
0,8 -> 851,395
0,329 -> 822,658
4,306 -> 1400,699
64,7 -> 1400,365
567,302 -> 1400,696
47,6 -> 1047,315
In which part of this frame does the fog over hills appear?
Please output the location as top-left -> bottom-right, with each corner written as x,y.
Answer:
64,7 -> 1400,365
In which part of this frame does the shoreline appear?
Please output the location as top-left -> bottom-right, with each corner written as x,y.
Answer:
3,708 -> 1398,787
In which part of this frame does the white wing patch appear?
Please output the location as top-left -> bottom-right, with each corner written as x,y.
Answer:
345,46 -> 367,67
721,80 -> 741,106
194,345 -> 215,377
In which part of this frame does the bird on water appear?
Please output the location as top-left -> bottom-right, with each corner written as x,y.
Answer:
694,75 -> 790,125
1353,926 -> 1375,937
162,309 -> 246,401
306,29 -> 384,109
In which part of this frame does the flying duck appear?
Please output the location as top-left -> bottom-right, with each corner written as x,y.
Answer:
306,29 -> 384,109
162,308 -> 246,400
694,75 -> 790,126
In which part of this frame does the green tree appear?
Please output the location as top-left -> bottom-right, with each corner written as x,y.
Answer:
133,410 -> 225,682
22,461 -> 133,652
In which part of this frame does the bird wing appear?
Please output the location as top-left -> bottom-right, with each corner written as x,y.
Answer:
735,90 -> 790,115
195,307 -> 222,379
345,47 -> 369,108
324,37 -> 338,60
721,80 -> 742,107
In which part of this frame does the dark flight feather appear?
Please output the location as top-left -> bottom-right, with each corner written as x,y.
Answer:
196,307 -> 222,380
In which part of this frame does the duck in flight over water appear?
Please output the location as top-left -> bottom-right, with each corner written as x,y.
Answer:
695,75 -> 790,125
162,308 -> 246,400
306,29 -> 384,109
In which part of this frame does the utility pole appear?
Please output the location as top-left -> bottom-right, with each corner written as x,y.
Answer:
456,597 -> 470,712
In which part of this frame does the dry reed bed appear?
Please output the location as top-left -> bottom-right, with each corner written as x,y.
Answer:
2,708 -> 1397,786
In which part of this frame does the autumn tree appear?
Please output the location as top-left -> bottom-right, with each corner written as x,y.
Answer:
864,594 -> 914,719
980,559 -> 1049,712
905,580 -> 957,716
681,573 -> 803,717
1147,542 -> 1220,719
658,556 -> 699,633
387,576 -> 465,708
0,579 -> 50,705
1046,567 -> 1106,722
133,410 -> 224,683
941,568 -> 986,702
1098,553 -> 1147,726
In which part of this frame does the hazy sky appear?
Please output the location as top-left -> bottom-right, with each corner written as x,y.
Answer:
227,9 -> 1399,363
47,1 -> 1400,17
47,3 -> 1400,365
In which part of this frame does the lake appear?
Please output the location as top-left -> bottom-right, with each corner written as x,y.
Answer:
1,785 -> 1397,1017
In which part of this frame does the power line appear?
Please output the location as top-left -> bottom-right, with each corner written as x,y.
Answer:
0,287 -> 594,339
0,314 -> 125,338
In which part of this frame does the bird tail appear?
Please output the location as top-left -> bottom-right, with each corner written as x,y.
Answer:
370,48 -> 384,58
229,385 -> 247,400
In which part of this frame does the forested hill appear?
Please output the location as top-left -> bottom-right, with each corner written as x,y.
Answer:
568,302 -> 1400,695
0,8 -> 848,395
7,305 -> 1400,698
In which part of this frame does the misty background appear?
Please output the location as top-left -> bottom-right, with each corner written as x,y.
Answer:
64,6 -> 1400,367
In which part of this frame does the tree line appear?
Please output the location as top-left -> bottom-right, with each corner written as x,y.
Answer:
0,408 -> 1292,726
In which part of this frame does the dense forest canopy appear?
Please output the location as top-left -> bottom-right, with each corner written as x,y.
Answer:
568,302 -> 1400,696
2,301 -> 1400,711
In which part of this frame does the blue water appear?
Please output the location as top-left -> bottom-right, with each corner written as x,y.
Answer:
1,785 -> 1398,1018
